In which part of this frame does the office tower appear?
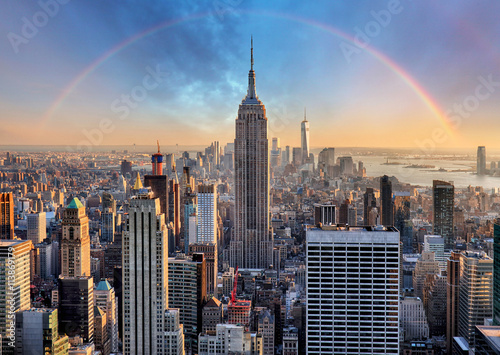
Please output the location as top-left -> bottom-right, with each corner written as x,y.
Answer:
36,241 -> 54,280
306,226 -> 400,354
301,109 -> 310,165
423,273 -> 447,336
15,308 -> 69,354
339,200 -> 356,226
164,309 -> 185,355
184,195 -> 197,254
120,160 -> 133,176
169,177 -> 181,247
433,180 -> 454,250
289,147 -> 301,167
165,154 -> 175,175
198,324 -> 262,354
201,297 -> 223,335
95,280 -> 119,353
144,175 -> 169,219
27,212 -> 46,244
363,188 -> 377,225
412,251 -> 440,300
197,185 -> 217,244
230,39 -> 273,270
101,208 -> 115,243
494,224 -> 500,326
61,197 -> 90,277
477,146 -> 486,175
94,306 -> 111,355
447,251 -> 461,353
380,175 -> 393,226
123,191 -> 169,355
102,192 -> 117,214
338,156 -> 354,175
423,235 -> 447,271
113,266 -> 123,341
0,192 -> 14,239
0,240 -> 32,354
189,244 -> 217,298
457,251 -> 493,347
58,276 -> 94,343
281,145 -> 290,167
313,204 -> 336,226
168,254 -> 207,352
270,137 -> 281,168
400,297 -> 429,341
394,192 -> 412,253
318,148 -> 335,176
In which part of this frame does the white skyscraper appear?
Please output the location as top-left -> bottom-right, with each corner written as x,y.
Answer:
95,280 -> 119,353
196,184 -> 218,296
306,226 -> 400,354
123,190 -> 169,355
301,109 -> 310,165
230,38 -> 273,269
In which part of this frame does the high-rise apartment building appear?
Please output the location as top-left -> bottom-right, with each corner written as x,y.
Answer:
380,175 -> 393,226
306,226 -> 400,354
0,240 -> 32,354
123,191 -> 169,355
0,192 -> 14,239
433,180 -> 454,250
27,212 -> 46,244
61,198 -> 90,277
230,39 -> 273,269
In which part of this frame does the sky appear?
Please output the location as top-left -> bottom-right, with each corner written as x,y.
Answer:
1,0 -> 499,150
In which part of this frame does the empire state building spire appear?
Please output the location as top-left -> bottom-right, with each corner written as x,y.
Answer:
244,36 -> 258,103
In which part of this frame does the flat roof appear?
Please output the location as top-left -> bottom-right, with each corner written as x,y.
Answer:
476,326 -> 500,351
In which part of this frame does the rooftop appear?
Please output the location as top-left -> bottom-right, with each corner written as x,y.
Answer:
67,197 -> 84,209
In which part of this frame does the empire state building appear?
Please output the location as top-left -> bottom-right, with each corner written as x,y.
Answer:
230,39 -> 273,269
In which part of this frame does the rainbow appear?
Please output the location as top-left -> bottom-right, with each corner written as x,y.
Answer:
40,10 -> 453,134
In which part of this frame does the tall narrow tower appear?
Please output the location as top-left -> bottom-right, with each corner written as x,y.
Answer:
230,38 -> 273,269
61,197 -> 90,277
152,140 -> 163,175
301,108 -> 310,165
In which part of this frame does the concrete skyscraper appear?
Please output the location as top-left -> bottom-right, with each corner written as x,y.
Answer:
230,38 -> 273,269
306,226 -> 400,354
0,192 -> 14,239
477,146 -> 486,175
123,190 -> 169,355
61,198 -> 90,277
27,211 -> 46,244
301,108 -> 310,165
432,180 -> 454,250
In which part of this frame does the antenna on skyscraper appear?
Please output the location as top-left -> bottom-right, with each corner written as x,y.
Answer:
304,107 -> 307,121
251,35 -> 254,71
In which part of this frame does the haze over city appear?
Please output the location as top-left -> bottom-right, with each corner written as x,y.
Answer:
1,1 -> 500,148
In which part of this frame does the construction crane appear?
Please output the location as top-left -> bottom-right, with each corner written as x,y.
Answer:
231,266 -> 239,303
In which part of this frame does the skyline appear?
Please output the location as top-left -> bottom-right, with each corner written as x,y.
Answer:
1,1 -> 500,148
